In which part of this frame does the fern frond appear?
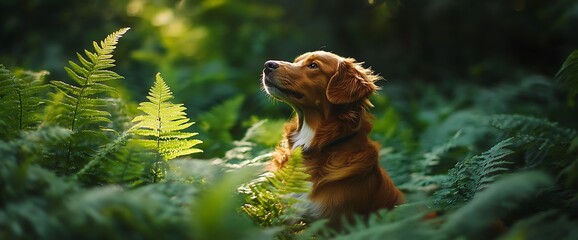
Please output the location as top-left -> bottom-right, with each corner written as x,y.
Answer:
489,114 -> 577,171
50,27 -> 129,132
131,73 -> 202,161
0,65 -> 49,139
441,171 -> 553,239
397,131 -> 463,193
489,114 -> 576,149
555,50 -> 578,106
310,204 -> 435,240
431,138 -> 515,210
269,148 -> 311,194
0,127 -> 72,171
73,130 -> 133,180
240,147 -> 311,232
44,28 -> 129,175
97,141 -> 158,186
211,119 -> 286,171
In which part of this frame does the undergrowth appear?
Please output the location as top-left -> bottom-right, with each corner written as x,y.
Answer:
1,28 -> 578,240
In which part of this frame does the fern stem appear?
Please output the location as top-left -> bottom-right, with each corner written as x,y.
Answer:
156,97 -> 162,152
8,74 -> 24,130
17,90 -> 23,130
65,74 -> 89,170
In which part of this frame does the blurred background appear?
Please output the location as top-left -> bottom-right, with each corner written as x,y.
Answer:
1,0 -> 577,157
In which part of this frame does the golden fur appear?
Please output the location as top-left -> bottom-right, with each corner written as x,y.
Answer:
261,51 -> 404,227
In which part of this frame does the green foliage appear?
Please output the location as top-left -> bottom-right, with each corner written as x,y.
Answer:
197,95 -> 245,157
268,148 -> 310,195
131,73 -> 202,161
241,118 -> 286,148
241,147 -> 311,236
191,167 -> 276,240
73,130 -> 133,180
556,50 -> 578,106
0,65 -> 49,139
560,137 -> 578,188
307,204 -> 435,240
100,141 -> 157,185
431,138 -> 515,210
46,27 -> 130,175
50,27 -> 129,129
1,139 -> 270,239
2,10 -> 578,240
488,114 -> 577,172
441,171 -> 553,239
489,114 -> 576,151
393,132 -> 465,193
500,210 -> 578,240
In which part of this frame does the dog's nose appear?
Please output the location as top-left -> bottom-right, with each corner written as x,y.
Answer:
264,61 -> 279,74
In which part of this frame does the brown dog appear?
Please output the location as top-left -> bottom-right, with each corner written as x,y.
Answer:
261,51 -> 404,227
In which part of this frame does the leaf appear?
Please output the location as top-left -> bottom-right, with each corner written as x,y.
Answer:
131,73 -> 203,162
555,50 -> 578,106
73,130 -> 133,179
441,171 -> 553,239
0,65 -> 49,139
431,138 -> 515,210
240,147 -> 311,232
191,166 -> 275,239
500,210 -> 578,240
44,27 -> 130,177
197,95 -> 245,156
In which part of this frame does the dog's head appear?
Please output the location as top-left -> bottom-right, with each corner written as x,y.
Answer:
261,51 -> 380,111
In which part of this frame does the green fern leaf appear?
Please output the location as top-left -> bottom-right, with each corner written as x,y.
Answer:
269,147 -> 311,194
50,27 -> 129,131
0,65 -> 49,139
431,138 -> 515,210
489,114 -> 577,171
51,81 -> 81,94
73,130 -> 133,180
131,73 -> 203,161
441,171 -> 553,239
44,27 -> 129,175
240,147 -> 311,232
489,114 -> 576,148
555,50 -> 578,106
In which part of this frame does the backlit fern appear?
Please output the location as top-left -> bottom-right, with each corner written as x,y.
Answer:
131,73 -> 203,161
47,27 -> 129,174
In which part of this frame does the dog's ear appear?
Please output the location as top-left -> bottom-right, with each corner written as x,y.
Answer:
326,59 -> 379,105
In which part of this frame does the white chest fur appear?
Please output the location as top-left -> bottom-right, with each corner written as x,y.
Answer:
292,121 -> 315,150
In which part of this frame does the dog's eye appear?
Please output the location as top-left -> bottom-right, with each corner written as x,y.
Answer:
308,62 -> 318,69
